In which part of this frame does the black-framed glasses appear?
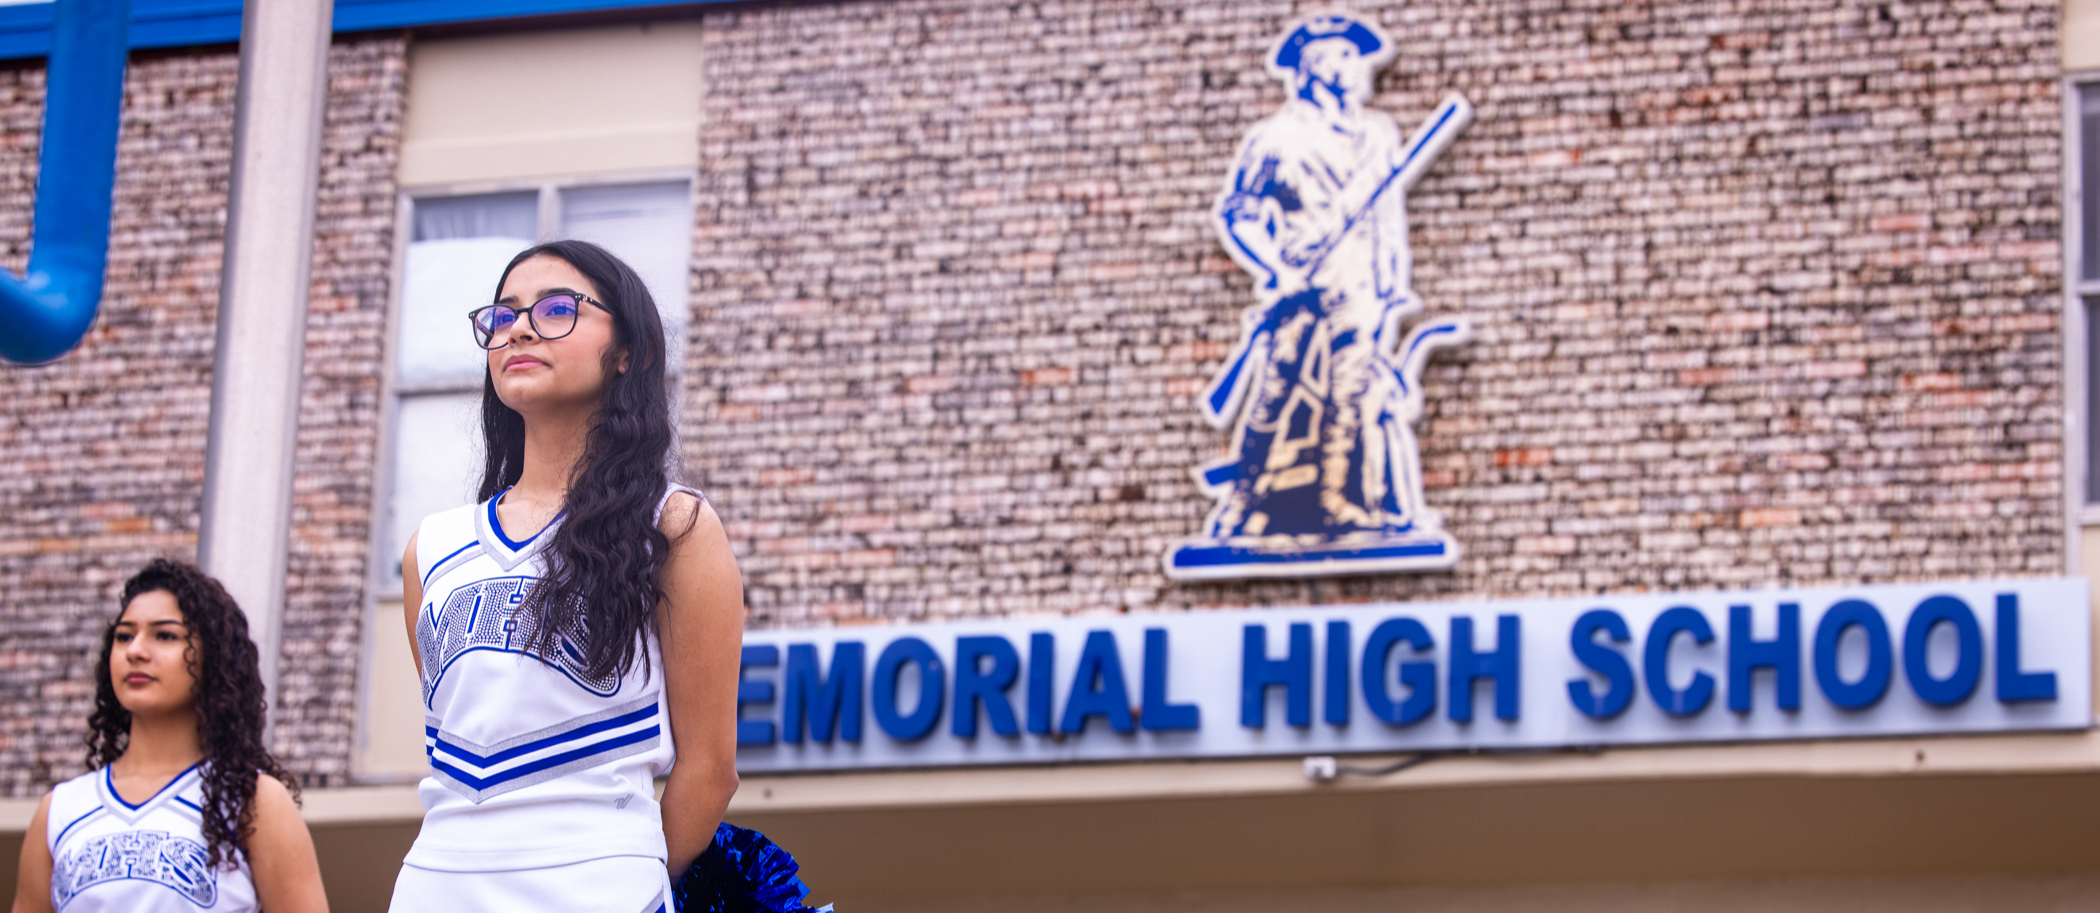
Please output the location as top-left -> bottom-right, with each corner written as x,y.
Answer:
468,293 -> 602,350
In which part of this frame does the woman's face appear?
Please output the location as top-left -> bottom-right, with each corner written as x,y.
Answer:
111,590 -> 198,717
487,254 -> 624,419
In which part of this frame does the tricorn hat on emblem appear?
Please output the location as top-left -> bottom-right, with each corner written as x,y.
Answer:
1268,13 -> 1394,75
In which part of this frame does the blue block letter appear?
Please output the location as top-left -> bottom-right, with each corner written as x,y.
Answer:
1995,593 -> 2057,703
1567,609 -> 1633,719
1062,630 -> 1136,733
784,642 -> 865,743
1141,628 -> 1200,732
737,645 -> 779,745
1362,617 -> 1436,726
1727,603 -> 1799,713
1027,632 -> 1055,734
1903,595 -> 1982,707
1813,599 -> 1892,710
952,636 -> 1020,738
1449,615 -> 1520,722
1241,623 -> 1313,728
873,637 -> 944,741
1324,620 -> 1351,726
1645,607 -> 1715,717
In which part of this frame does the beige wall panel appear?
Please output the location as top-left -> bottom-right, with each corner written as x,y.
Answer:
356,599 -> 428,780
2070,0 -> 2100,70
400,23 -> 703,186
2082,526 -> 2100,712
894,875 -> 2100,913
731,773 -> 2100,907
308,823 -> 421,913
2,828 -> 2092,913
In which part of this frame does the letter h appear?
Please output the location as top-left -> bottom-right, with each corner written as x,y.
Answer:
1241,623 -> 1312,727
1728,603 -> 1800,712
1449,615 -> 1519,722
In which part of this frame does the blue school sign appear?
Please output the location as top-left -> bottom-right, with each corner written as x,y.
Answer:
732,579 -> 2093,772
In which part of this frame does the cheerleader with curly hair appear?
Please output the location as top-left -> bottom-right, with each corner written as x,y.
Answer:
11,558 -> 328,913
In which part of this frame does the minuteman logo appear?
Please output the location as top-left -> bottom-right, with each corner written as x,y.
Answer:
1166,12 -> 1476,582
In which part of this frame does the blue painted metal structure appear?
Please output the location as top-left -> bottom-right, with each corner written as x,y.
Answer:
0,0 -> 717,363
0,0 -> 728,61
0,0 -> 128,365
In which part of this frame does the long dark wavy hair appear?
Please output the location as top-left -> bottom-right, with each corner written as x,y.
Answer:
479,239 -> 681,682
88,558 -> 298,868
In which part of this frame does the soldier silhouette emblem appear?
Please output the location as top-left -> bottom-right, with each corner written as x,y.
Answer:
1166,13 -> 1475,581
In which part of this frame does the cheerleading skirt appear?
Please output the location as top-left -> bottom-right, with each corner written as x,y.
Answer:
388,854 -> 672,913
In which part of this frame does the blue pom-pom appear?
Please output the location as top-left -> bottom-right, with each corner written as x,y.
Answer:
672,823 -> 825,913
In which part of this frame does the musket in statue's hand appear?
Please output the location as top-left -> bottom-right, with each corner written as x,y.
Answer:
1266,268 -> 1312,301
1298,95 -> 1477,280
1201,94 -> 1476,428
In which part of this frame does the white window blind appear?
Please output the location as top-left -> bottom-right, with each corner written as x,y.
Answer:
560,181 -> 693,371
2079,84 -> 2100,504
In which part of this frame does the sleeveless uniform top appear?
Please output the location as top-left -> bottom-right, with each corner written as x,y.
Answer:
45,764 -> 258,913
405,487 -> 696,873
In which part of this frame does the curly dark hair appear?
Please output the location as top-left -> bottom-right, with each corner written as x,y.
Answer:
478,239 -> 686,683
88,558 -> 298,868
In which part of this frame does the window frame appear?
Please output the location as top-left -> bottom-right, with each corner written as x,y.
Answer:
2066,72 -> 2100,569
369,168 -> 697,594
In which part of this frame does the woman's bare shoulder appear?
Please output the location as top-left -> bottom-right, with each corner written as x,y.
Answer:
656,488 -> 722,541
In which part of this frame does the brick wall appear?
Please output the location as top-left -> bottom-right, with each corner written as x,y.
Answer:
0,37 -> 405,794
276,37 -> 407,786
686,0 -> 2066,626
0,0 -> 2067,793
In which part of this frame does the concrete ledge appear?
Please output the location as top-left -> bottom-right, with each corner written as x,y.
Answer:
729,728 -> 2100,815
300,785 -> 426,826
0,784 -> 426,835
0,729 -> 2089,835
0,797 -> 35,833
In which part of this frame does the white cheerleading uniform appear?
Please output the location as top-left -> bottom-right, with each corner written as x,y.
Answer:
389,487 -> 698,913
45,764 -> 258,913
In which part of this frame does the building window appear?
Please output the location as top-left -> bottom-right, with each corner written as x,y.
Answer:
382,179 -> 692,588
2081,81 -> 2100,508
2073,78 -> 2100,513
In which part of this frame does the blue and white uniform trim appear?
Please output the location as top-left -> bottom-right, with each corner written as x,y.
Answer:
425,694 -> 662,803
45,763 -> 255,913
49,804 -> 106,850
473,490 -> 560,572
419,539 -> 481,590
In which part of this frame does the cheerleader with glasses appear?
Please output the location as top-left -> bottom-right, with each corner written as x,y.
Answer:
11,558 -> 329,913
391,239 -> 821,913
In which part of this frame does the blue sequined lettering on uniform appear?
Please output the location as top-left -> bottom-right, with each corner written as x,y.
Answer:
53,831 -> 216,908
418,576 -> 621,704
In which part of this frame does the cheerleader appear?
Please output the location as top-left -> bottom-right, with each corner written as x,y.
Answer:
391,239 -> 800,912
11,558 -> 329,913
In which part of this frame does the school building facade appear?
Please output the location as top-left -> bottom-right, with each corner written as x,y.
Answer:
0,0 -> 2096,909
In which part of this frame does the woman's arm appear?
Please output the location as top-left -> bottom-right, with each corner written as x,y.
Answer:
246,774 -> 329,913
656,493 -> 745,875
402,531 -> 423,678
11,792 -> 52,913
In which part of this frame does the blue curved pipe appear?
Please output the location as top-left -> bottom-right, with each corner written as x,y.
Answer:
0,0 -> 130,365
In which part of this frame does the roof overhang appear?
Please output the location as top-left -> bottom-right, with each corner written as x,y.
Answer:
0,0 -> 730,61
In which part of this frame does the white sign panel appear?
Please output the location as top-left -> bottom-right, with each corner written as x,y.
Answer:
733,579 -> 2092,773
